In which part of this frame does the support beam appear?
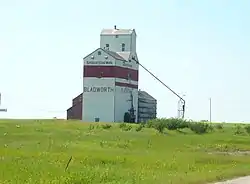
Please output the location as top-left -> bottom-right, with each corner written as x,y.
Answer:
134,59 -> 186,118
0,93 -> 7,112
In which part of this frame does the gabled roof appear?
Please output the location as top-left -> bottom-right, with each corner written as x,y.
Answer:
73,93 -> 83,101
101,28 -> 136,36
83,48 -> 126,61
139,90 -> 157,101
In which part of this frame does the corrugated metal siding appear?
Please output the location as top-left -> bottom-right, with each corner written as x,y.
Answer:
67,93 -> 83,120
67,102 -> 82,120
138,90 -> 157,123
72,93 -> 83,106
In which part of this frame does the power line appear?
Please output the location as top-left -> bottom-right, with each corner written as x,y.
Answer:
134,59 -> 186,118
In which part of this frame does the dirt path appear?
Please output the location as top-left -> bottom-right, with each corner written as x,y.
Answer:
213,176 -> 250,184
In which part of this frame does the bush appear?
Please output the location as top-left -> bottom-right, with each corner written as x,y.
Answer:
207,123 -> 214,132
119,123 -> 127,129
145,120 -> 154,128
101,124 -> 112,129
135,124 -> 143,132
215,123 -> 223,130
165,118 -> 189,130
234,125 -> 245,135
245,125 -> 250,134
123,112 -> 135,123
124,112 -> 130,123
145,118 -> 189,131
122,125 -> 132,131
178,119 -> 190,129
119,122 -> 132,131
164,118 -> 179,130
154,121 -> 165,133
189,122 -> 209,134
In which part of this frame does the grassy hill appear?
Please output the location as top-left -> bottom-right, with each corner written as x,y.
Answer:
1,119 -> 250,184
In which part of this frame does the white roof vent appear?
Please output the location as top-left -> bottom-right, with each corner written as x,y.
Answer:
91,56 -> 94,59
105,56 -> 108,59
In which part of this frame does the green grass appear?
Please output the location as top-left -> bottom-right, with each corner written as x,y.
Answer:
1,120 -> 250,184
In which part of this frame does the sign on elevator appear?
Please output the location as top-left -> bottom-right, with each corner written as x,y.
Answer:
84,86 -> 114,93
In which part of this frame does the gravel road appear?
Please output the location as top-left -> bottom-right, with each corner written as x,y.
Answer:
213,176 -> 250,184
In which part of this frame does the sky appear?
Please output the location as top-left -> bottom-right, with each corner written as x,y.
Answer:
0,0 -> 250,122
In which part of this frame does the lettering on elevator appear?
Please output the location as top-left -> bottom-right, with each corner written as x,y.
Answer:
120,87 -> 132,93
123,62 -> 132,67
86,61 -> 113,65
84,87 -> 114,92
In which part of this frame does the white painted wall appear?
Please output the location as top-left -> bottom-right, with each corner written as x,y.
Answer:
100,31 -> 136,53
115,55 -> 139,70
82,77 -> 139,123
114,86 -> 138,122
131,31 -> 136,53
84,48 -> 116,66
115,78 -> 138,86
82,78 -> 115,122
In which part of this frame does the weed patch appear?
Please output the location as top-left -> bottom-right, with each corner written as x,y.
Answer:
244,125 -> 250,135
189,122 -> 209,134
135,124 -> 143,132
215,123 -> 224,130
234,125 -> 245,135
1,119 -> 250,184
101,124 -> 112,129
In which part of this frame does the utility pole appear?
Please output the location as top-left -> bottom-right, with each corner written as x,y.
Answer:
0,93 -> 7,112
209,98 -> 212,122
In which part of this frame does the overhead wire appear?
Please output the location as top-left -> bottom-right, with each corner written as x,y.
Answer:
134,59 -> 186,118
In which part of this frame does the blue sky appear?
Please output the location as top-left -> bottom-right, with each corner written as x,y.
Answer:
0,0 -> 250,122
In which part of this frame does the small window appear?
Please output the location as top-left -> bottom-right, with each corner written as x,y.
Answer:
95,118 -> 100,122
122,43 -> 125,51
105,44 -> 109,50
98,51 -> 101,55
115,35 -> 119,38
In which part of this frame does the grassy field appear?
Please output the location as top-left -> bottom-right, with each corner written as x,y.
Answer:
1,119 -> 250,184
